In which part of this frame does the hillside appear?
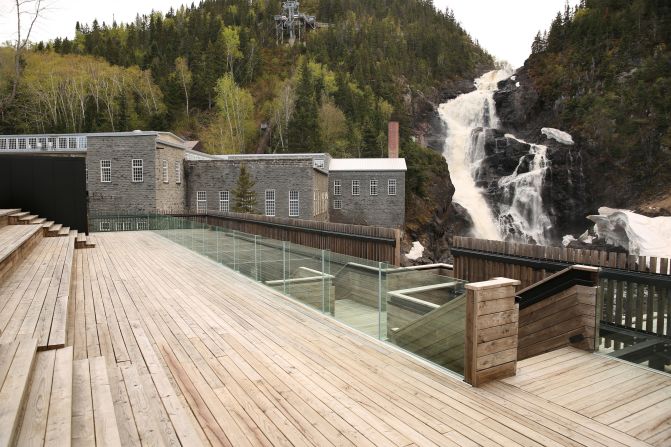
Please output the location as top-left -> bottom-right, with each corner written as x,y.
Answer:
494,0 -> 671,232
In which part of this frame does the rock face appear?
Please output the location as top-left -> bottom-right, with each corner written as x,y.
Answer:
491,72 -> 594,237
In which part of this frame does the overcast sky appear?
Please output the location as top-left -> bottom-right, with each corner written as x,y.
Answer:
0,0 -> 578,68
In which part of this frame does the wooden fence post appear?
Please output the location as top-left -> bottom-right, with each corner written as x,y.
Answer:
465,277 -> 521,387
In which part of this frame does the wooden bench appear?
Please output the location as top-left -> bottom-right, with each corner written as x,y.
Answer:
0,337 -> 38,446
0,224 -> 43,280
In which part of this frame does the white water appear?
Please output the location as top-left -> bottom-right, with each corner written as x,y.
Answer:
438,70 -> 510,240
498,135 -> 552,244
438,69 -> 554,243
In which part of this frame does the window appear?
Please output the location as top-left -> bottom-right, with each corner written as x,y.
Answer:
313,159 -> 325,169
137,220 -> 149,230
370,179 -> 378,196
333,199 -> 342,210
132,159 -> 144,183
175,161 -> 182,184
265,190 -> 276,216
333,180 -> 341,196
100,160 -> 111,183
352,180 -> 360,196
219,191 -> 230,213
162,160 -> 169,183
289,191 -> 299,217
196,191 -> 207,213
313,190 -> 318,216
86,168 -> 89,183
116,221 -> 132,231
99,221 -> 111,232
388,179 -> 397,196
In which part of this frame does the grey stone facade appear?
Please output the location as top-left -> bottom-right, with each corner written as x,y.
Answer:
329,170 -> 406,228
184,156 -> 329,221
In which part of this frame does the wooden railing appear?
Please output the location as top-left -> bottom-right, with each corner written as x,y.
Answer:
182,211 -> 402,265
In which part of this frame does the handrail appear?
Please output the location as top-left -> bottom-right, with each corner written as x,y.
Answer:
516,265 -> 599,309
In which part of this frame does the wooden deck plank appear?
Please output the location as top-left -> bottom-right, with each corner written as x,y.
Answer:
45,346 -> 73,446
0,337 -> 37,447
17,349 -> 56,446
53,231 -> 671,447
71,358 -> 96,447
89,356 -> 123,447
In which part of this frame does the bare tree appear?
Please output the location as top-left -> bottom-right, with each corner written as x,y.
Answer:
0,0 -> 47,115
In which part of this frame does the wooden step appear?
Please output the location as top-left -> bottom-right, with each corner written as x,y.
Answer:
0,337 -> 38,447
0,224 -> 43,280
41,221 -> 54,235
29,217 -> 46,225
17,214 -> 38,224
0,209 -> 21,228
71,357 -> 122,446
8,211 -> 29,224
85,235 -> 96,249
46,223 -> 62,237
58,227 -> 71,237
75,233 -> 89,249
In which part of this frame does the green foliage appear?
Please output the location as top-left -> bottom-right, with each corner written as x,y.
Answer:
400,139 -> 448,198
232,163 -> 257,213
529,0 -> 671,191
287,60 -> 322,152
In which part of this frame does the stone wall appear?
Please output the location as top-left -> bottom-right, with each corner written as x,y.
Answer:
328,170 -> 406,228
86,134 -> 157,216
185,158 -> 322,220
155,145 -> 186,213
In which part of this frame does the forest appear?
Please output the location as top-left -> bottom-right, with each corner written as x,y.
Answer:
528,0 -> 671,193
0,0 -> 491,164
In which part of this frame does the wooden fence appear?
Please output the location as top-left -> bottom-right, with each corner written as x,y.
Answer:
452,236 -> 670,289
452,236 -> 671,342
179,211 -> 402,266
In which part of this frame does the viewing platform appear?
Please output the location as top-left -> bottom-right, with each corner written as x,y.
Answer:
1,223 -> 669,446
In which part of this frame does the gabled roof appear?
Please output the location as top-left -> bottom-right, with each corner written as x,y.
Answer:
329,158 -> 407,172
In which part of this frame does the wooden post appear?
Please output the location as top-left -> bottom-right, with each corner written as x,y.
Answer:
464,277 -> 520,387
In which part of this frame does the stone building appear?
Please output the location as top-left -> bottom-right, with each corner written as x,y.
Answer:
0,130 -> 407,228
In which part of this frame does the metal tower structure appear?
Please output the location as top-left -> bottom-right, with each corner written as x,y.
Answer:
274,1 -> 317,45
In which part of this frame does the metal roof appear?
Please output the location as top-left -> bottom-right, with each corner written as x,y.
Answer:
329,158 -> 407,172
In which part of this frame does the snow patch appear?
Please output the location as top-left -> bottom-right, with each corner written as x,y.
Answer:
587,207 -> 671,258
515,82 -> 520,87
562,235 -> 576,247
406,241 -> 425,261
541,127 -> 574,145
511,75 -> 517,81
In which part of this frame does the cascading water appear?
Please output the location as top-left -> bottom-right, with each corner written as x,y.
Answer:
438,69 -> 554,243
438,70 -> 510,240
497,135 -> 552,244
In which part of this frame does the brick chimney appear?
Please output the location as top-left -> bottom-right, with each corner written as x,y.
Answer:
388,121 -> 399,158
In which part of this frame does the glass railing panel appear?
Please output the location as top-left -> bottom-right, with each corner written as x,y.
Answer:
385,269 -> 468,376
331,261 -> 384,338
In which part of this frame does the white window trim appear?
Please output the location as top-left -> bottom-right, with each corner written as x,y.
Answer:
289,191 -> 300,217
370,179 -> 378,196
219,191 -> 230,213
99,221 -> 111,231
162,160 -> 169,183
352,180 -> 360,196
175,161 -> 182,184
132,159 -> 144,183
333,180 -> 341,196
137,220 -> 148,230
196,191 -> 207,214
333,199 -> 342,210
388,179 -> 397,196
265,189 -> 276,217
100,160 -> 111,183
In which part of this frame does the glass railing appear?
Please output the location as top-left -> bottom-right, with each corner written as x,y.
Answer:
91,214 -> 468,375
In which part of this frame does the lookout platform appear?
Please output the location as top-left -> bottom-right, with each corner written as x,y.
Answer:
1,230 -> 670,446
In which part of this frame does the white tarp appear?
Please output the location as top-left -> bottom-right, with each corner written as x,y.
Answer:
406,241 -> 425,260
587,207 -> 671,258
541,127 -> 574,145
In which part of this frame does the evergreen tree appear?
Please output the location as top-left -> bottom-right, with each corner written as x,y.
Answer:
287,60 -> 322,152
233,163 -> 257,213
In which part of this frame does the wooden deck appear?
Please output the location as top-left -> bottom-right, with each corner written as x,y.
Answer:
1,229 -> 670,446
61,231 -> 670,446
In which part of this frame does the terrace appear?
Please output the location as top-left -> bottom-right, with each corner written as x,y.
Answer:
0,209 -> 670,446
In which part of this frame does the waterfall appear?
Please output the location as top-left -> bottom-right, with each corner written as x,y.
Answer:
438,70 -> 510,240
438,69 -> 553,243
498,135 -> 552,244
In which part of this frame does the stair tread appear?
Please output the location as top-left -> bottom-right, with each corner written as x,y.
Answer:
0,337 -> 38,447
49,224 -> 63,232
42,221 -> 54,228
9,211 -> 29,218
30,217 -> 47,225
19,214 -> 38,221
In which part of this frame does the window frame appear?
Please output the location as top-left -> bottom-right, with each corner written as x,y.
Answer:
131,159 -> 144,183
196,191 -> 207,214
352,180 -> 360,196
99,221 -> 111,232
388,178 -> 397,196
370,179 -> 378,196
100,160 -> 111,183
333,180 -> 341,196
333,199 -> 342,210
219,191 -> 230,213
265,189 -> 276,217
175,161 -> 182,184
162,159 -> 169,183
289,191 -> 300,217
